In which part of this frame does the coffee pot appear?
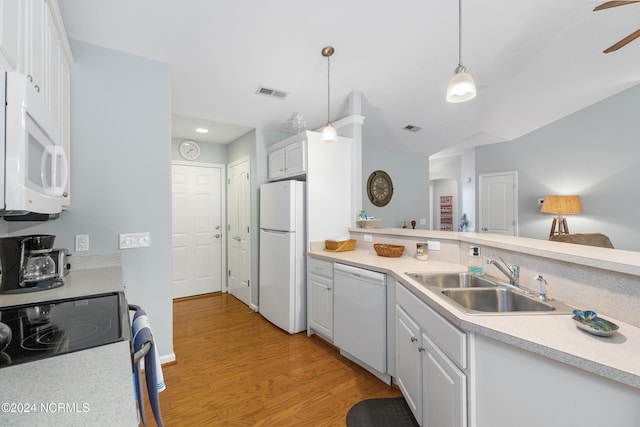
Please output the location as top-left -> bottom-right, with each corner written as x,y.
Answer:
0,235 -> 66,293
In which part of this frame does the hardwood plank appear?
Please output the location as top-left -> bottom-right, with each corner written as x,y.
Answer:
140,293 -> 401,426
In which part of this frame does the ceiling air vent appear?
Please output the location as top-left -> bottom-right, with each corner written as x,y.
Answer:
403,125 -> 422,133
256,86 -> 288,100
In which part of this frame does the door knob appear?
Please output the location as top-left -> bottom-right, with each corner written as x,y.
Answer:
215,225 -> 220,230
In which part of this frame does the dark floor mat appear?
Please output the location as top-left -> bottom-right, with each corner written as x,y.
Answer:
346,397 -> 419,427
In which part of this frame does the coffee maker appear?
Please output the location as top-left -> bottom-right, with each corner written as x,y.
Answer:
0,235 -> 68,293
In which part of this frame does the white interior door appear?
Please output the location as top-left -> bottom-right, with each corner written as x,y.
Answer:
478,171 -> 518,236
227,158 -> 251,307
172,163 -> 224,298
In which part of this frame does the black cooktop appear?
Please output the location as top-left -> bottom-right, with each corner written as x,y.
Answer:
0,292 -> 129,368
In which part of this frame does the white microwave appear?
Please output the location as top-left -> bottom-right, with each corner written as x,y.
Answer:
0,70 -> 68,215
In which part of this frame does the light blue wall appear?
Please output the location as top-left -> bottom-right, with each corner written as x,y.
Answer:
362,145 -> 429,229
7,40 -> 175,357
171,138 -> 227,164
476,84 -> 640,251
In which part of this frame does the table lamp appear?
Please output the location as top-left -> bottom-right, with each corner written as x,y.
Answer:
541,195 -> 583,238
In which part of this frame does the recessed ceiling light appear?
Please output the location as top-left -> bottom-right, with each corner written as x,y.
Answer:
195,128 -> 209,133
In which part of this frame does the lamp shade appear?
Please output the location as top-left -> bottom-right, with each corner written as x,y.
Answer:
540,195 -> 583,215
321,123 -> 337,143
446,67 -> 477,103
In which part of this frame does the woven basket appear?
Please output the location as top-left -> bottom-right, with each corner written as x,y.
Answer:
325,239 -> 356,252
374,243 -> 405,258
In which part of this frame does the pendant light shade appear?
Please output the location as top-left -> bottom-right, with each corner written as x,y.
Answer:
446,64 -> 477,103
321,46 -> 337,143
321,122 -> 337,143
447,0 -> 476,103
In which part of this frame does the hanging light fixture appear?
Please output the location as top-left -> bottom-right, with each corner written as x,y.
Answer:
321,46 -> 338,143
446,0 -> 476,103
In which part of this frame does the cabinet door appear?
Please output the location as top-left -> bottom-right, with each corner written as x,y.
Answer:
268,148 -> 285,180
0,0 -> 21,70
308,273 -> 333,339
284,140 -> 306,176
396,305 -> 422,424
23,0 -> 45,102
422,332 -> 467,427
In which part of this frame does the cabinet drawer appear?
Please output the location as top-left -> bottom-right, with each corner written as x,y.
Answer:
307,257 -> 333,278
397,282 -> 467,369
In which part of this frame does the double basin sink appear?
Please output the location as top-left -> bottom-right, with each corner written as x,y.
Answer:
405,272 -> 574,315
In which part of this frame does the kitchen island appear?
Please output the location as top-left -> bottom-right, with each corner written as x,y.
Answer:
0,263 -> 138,427
308,229 -> 640,426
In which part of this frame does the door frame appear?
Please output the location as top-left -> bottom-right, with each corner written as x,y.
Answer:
172,160 -> 227,294
478,171 -> 518,236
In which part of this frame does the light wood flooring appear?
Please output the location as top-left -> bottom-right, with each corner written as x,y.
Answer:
142,292 -> 401,426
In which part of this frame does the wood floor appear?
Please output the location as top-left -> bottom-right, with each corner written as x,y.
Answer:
142,292 -> 401,426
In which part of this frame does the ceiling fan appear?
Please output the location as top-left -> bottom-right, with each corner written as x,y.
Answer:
594,1 -> 640,53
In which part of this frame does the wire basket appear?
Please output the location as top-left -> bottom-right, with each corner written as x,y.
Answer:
373,243 -> 405,258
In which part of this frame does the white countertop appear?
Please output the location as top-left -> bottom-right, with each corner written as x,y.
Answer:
0,266 -> 125,308
0,341 -> 137,427
309,246 -> 640,390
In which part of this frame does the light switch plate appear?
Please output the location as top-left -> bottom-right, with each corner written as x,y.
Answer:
119,232 -> 151,249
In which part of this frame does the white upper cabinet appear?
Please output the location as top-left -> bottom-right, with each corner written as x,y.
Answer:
267,139 -> 306,181
0,0 -> 21,70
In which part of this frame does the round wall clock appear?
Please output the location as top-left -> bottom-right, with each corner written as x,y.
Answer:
367,170 -> 393,207
179,140 -> 201,161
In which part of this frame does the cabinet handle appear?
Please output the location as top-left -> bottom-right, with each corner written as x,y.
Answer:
411,337 -> 417,342
62,192 -> 68,197
27,74 -> 33,82
215,234 -> 221,239
34,85 -> 40,93
327,287 -> 332,290
418,347 -> 425,352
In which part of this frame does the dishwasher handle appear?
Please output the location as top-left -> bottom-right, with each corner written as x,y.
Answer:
334,263 -> 385,284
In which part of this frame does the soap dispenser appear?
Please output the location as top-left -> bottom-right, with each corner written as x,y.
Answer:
468,246 -> 484,275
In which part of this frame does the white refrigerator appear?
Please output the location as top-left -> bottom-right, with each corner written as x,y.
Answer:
259,180 -> 306,334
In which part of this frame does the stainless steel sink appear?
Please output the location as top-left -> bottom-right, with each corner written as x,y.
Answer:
405,272 -> 498,288
441,288 -> 560,314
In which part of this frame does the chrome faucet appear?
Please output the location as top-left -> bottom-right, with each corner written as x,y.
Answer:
486,257 -> 520,287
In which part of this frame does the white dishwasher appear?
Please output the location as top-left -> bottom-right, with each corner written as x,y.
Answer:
333,263 -> 386,373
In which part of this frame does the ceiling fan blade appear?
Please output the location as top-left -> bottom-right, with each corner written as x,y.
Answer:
594,1 -> 640,11
603,28 -> 640,52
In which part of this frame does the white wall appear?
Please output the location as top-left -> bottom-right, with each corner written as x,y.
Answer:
7,40 -> 175,359
475,83 -> 640,251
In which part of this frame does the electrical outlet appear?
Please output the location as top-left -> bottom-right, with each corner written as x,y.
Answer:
419,218 -> 427,225
363,234 -> 373,243
469,246 -> 480,257
75,235 -> 89,252
427,240 -> 441,250
538,198 -> 545,206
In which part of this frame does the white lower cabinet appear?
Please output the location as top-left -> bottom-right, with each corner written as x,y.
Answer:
307,258 -> 334,340
396,282 -> 468,427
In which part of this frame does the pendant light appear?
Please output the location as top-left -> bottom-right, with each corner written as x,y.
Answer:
446,0 -> 476,103
321,46 -> 338,143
